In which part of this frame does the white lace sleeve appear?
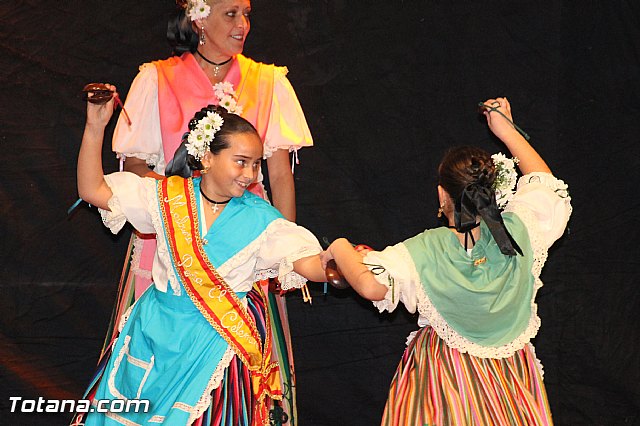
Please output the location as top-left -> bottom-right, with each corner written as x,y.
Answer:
262,67 -> 313,159
254,218 -> 322,290
112,63 -> 164,170
365,243 -> 421,314
504,172 -> 572,250
98,172 -> 157,235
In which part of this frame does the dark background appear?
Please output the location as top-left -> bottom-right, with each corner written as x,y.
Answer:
1,1 -> 640,425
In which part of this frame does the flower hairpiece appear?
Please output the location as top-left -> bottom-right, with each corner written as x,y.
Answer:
186,111 -> 224,160
184,0 -> 210,21
184,81 -> 243,160
491,153 -> 520,209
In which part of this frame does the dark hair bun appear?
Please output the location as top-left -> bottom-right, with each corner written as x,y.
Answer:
167,9 -> 198,54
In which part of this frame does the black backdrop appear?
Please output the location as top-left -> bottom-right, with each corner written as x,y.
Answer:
2,1 -> 640,425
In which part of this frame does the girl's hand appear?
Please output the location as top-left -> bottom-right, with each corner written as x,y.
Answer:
85,84 -> 117,128
320,238 -> 353,268
320,249 -> 335,269
482,97 -> 520,142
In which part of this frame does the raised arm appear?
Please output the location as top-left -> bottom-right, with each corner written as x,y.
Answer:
77,85 -> 116,210
482,97 -> 551,175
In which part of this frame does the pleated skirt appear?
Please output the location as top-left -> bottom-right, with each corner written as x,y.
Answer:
381,326 -> 553,426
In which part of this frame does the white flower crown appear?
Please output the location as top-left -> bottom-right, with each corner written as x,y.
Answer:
491,152 -> 520,209
184,0 -> 210,21
185,82 -> 243,161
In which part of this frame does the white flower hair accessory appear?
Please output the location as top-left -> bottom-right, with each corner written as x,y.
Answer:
183,0 -> 210,21
491,152 -> 520,209
184,81 -> 243,160
185,110 -> 224,160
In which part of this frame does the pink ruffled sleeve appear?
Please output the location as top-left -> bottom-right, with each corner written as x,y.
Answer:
262,67 -> 313,158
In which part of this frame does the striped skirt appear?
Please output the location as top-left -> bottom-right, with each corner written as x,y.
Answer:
381,326 -> 553,426
194,287 -> 290,426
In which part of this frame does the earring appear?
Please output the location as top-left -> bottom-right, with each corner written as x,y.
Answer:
201,166 -> 210,174
199,26 -> 206,45
437,204 -> 444,218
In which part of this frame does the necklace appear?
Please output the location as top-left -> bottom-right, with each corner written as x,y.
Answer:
196,50 -> 232,77
200,185 -> 231,213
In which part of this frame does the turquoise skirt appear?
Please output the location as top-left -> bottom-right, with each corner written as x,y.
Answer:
83,285 -> 236,425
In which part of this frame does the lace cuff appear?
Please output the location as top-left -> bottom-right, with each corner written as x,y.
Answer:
366,244 -> 420,314
99,193 -> 128,234
279,247 -> 320,290
253,246 -> 319,290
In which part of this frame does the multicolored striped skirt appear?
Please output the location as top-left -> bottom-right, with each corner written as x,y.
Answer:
381,326 -> 553,426
194,286 -> 291,426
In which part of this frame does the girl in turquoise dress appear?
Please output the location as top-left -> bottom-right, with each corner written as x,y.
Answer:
74,86 -> 326,426
323,98 -> 572,425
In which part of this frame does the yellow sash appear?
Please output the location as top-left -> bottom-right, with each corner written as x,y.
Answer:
158,176 -> 281,422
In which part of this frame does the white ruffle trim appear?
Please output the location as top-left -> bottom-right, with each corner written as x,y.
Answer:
100,195 -> 128,234
392,173 -> 572,358
262,144 -> 300,160
372,210 -> 554,359
414,278 -> 542,359
216,219 -> 318,291
115,151 -> 161,168
405,330 -> 419,346
101,176 -> 179,294
278,246 -> 319,290
371,245 -> 415,314
187,345 -> 237,424
505,172 -> 572,281
117,303 -> 136,333
216,234 -> 265,279
528,342 -> 545,379
130,236 -> 153,280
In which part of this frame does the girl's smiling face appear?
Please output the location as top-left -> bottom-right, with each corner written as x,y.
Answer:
200,130 -> 262,200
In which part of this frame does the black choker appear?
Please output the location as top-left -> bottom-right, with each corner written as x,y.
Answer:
196,50 -> 232,77
200,186 -> 231,213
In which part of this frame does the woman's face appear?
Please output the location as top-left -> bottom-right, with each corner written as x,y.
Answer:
200,0 -> 251,59
201,131 -> 262,200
